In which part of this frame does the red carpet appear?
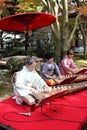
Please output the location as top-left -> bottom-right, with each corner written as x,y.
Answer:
0,90 -> 87,130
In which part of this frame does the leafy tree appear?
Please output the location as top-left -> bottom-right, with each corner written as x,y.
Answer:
18,0 -> 43,12
40,0 -> 72,61
0,0 -> 20,17
0,0 -> 7,18
0,0 -> 20,49
38,0 -> 87,59
1,0 -> 87,60
18,0 -> 76,61
77,3 -> 87,58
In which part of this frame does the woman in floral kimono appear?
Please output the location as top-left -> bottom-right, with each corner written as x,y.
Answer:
60,49 -> 78,75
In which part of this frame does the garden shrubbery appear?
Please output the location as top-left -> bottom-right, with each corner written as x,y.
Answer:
6,57 -> 23,72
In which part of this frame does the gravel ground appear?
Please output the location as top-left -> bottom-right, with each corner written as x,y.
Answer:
0,94 -> 13,102
0,71 -> 13,102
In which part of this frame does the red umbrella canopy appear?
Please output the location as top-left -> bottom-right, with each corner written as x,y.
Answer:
0,12 -> 56,31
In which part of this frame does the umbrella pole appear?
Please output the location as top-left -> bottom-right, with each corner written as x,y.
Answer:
25,25 -> 29,55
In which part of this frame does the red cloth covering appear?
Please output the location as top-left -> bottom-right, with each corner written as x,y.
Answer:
0,90 -> 87,130
76,68 -> 87,74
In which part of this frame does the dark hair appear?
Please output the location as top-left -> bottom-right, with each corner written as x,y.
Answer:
45,52 -> 53,60
67,49 -> 74,55
24,57 -> 36,65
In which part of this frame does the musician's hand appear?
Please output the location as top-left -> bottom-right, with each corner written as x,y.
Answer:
45,87 -> 52,92
59,75 -> 64,79
52,75 -> 57,79
71,68 -> 79,74
30,88 -> 37,94
57,75 -> 64,80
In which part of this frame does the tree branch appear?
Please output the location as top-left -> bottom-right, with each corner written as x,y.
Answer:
41,0 -> 47,6
57,0 -> 63,10
68,13 -> 81,45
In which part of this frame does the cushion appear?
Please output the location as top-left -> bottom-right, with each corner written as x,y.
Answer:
65,71 -> 73,75
45,79 -> 56,86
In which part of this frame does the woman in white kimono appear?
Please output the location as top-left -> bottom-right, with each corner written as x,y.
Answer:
13,57 -> 52,106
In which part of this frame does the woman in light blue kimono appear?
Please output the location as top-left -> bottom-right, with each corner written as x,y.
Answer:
41,52 -> 62,85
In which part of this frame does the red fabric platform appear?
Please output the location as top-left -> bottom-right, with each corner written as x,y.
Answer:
0,90 -> 87,130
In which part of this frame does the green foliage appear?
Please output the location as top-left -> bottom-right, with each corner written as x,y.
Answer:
18,0 -> 43,12
74,53 -> 87,67
6,57 -> 23,72
1,0 -> 20,17
4,47 -> 25,57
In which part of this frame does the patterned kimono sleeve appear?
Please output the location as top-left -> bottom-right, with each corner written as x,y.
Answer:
54,62 -> 61,76
42,63 -> 53,79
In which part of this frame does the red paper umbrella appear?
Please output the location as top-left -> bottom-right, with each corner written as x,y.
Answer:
0,12 -> 56,52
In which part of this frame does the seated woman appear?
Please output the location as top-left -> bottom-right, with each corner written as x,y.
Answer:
60,49 -> 79,75
41,52 -> 62,85
12,57 -> 52,106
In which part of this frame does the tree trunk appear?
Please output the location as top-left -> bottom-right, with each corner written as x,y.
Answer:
42,0 -> 62,62
52,29 -> 61,63
80,22 -> 87,58
0,31 -> 4,49
41,0 -> 86,60
61,0 -> 68,59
